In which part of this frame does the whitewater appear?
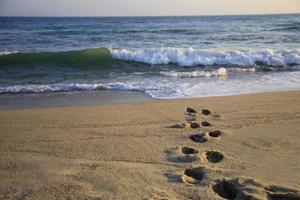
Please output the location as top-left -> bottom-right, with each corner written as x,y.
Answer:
110,48 -> 300,66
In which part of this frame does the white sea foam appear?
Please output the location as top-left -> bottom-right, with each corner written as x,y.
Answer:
229,68 -> 256,72
0,83 -> 103,94
160,68 -> 227,78
1,70 -> 300,99
0,51 -> 18,55
159,67 -> 257,78
217,68 -> 227,76
110,48 -> 300,66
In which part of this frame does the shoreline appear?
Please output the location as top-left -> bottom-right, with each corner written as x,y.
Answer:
1,90 -> 300,199
0,89 -> 299,109
0,90 -> 152,109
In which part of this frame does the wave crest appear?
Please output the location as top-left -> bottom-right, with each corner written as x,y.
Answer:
110,48 -> 300,66
0,48 -> 116,67
0,51 -> 18,55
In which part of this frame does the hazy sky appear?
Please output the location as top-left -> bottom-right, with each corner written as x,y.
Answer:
0,0 -> 299,16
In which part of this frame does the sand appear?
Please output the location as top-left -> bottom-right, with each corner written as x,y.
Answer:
0,90 -> 150,109
0,91 -> 300,200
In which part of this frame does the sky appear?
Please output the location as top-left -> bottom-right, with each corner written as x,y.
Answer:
0,0 -> 299,17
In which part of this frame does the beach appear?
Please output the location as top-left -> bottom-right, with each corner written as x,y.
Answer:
1,91 -> 300,199
1,8 -> 300,200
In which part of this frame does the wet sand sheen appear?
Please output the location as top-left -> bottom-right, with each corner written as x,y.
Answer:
0,91 -> 300,199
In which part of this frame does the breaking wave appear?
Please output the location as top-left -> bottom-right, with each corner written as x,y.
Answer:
0,47 -> 299,68
110,48 -> 300,66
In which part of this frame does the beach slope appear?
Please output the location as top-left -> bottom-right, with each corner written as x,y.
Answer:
1,91 -> 300,199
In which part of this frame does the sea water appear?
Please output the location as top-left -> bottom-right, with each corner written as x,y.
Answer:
0,14 -> 299,99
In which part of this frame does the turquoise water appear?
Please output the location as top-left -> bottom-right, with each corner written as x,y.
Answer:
0,14 -> 299,98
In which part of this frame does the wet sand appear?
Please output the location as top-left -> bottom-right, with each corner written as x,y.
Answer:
0,90 -> 151,109
0,91 -> 300,199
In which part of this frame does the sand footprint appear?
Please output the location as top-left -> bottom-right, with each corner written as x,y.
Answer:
202,150 -> 224,163
201,121 -> 212,126
187,107 -> 222,119
168,107 -> 217,129
189,121 -> 201,129
186,107 -> 197,114
166,121 -> 201,129
189,130 -> 223,143
189,133 -> 208,143
181,167 -> 205,184
209,130 -> 222,138
202,108 -> 211,115
212,177 -> 300,200
181,146 -> 199,154
213,179 -> 239,200
165,146 -> 199,163
185,107 -> 198,121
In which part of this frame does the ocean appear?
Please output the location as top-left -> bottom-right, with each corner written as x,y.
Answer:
0,14 -> 300,99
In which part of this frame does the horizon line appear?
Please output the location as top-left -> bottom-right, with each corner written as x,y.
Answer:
1,12 -> 299,18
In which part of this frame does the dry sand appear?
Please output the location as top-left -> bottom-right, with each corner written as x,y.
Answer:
0,91 -> 300,200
